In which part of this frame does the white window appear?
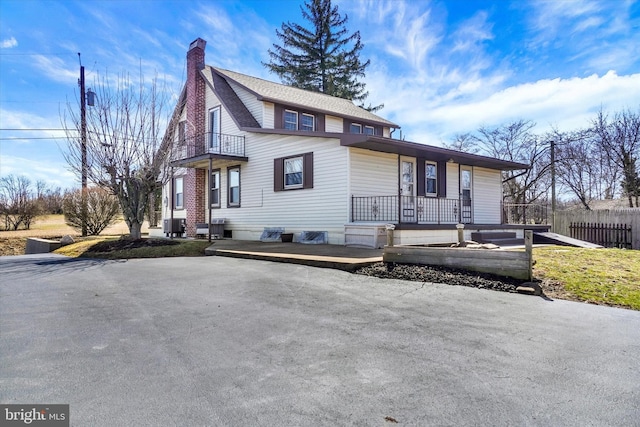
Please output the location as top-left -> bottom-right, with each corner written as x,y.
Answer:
426,162 -> 437,196
284,110 -> 298,130
228,167 -> 240,207
301,113 -> 314,131
284,157 -> 304,189
364,125 -> 375,135
174,177 -> 184,209
210,170 -> 220,207
350,123 -> 362,134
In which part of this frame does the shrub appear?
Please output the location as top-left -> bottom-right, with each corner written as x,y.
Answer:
63,188 -> 120,235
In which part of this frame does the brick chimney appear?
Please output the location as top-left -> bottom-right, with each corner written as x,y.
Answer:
184,38 -> 207,236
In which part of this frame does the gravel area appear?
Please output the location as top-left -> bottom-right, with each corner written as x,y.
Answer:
355,262 -> 528,293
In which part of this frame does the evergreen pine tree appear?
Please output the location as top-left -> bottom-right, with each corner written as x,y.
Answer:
264,0 -> 382,112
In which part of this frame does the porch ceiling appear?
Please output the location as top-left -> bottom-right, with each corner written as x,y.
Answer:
341,135 -> 529,171
170,153 -> 249,168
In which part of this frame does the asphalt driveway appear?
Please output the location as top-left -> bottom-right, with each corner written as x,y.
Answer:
1,254 -> 639,426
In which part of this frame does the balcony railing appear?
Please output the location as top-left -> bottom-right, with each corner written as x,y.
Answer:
172,132 -> 245,161
351,195 -> 472,224
502,203 -> 548,224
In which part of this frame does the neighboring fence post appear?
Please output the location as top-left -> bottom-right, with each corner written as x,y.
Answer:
525,230 -> 533,281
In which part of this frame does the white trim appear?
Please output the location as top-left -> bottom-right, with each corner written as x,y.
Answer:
284,156 -> 304,189
301,113 -> 315,131
284,110 -> 298,130
425,160 -> 437,197
350,123 -> 362,134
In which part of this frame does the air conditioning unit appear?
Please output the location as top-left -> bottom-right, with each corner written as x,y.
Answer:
163,218 -> 186,237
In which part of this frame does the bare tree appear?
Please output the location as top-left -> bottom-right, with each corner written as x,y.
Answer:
469,120 -> 551,205
62,72 -> 173,239
443,133 -> 480,154
592,108 -> 640,207
551,128 -> 620,209
0,175 -> 41,230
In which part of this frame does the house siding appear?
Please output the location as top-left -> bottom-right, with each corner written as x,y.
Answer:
205,87 -> 243,136
205,134 -> 349,243
226,80 -> 262,127
446,162 -> 459,200
263,102 -> 275,129
349,148 -> 398,196
325,115 -> 343,133
472,167 -> 502,224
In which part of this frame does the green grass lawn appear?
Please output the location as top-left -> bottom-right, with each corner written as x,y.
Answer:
533,246 -> 640,310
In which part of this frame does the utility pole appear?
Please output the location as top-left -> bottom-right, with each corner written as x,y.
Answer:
550,140 -> 556,233
79,54 -> 87,237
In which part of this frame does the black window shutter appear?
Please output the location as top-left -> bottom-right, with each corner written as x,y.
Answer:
417,158 -> 425,196
274,158 -> 284,191
437,160 -> 447,197
303,152 -> 314,189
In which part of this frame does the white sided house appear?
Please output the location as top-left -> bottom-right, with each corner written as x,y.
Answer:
160,38 -> 545,247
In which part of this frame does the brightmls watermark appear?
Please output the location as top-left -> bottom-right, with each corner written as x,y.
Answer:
1,405 -> 69,426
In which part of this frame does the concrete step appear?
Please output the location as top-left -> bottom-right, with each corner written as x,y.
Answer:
484,238 -> 525,247
471,232 -> 517,243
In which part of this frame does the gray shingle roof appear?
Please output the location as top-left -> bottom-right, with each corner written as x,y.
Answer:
202,67 -> 260,129
211,67 -> 399,128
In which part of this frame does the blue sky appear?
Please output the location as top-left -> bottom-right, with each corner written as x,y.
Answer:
1,0 -> 639,191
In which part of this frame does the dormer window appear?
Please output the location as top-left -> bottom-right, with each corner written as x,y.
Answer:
301,113 -> 314,131
350,123 -> 362,134
364,125 -> 375,135
284,110 -> 298,130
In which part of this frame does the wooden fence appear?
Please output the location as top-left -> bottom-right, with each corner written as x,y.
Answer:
555,209 -> 640,249
569,222 -> 632,249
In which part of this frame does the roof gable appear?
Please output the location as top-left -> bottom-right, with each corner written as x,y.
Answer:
201,67 -> 260,129
211,67 -> 399,128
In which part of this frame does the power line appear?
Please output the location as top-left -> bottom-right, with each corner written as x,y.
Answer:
0,137 -> 69,140
0,52 -> 75,56
0,128 -> 71,131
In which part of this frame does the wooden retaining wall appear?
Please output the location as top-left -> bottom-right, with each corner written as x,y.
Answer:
383,231 -> 533,280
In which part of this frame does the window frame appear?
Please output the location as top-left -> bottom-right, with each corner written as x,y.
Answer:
284,156 -> 304,189
425,161 -> 438,197
274,153 -> 314,192
210,169 -> 221,208
364,125 -> 375,135
350,123 -> 363,134
227,166 -> 241,207
284,110 -> 298,130
301,113 -> 315,131
174,176 -> 184,210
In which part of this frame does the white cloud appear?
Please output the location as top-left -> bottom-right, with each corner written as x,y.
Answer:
0,155 -> 76,189
397,71 -> 640,144
31,55 -> 78,84
1,36 -> 18,48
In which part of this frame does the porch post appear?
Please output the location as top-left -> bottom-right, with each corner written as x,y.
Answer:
169,167 -> 174,239
397,155 -> 401,223
208,157 -> 213,242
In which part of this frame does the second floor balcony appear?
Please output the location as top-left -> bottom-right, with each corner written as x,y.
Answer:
171,132 -> 247,168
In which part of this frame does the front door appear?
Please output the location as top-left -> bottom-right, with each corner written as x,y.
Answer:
400,158 -> 416,222
460,166 -> 472,223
